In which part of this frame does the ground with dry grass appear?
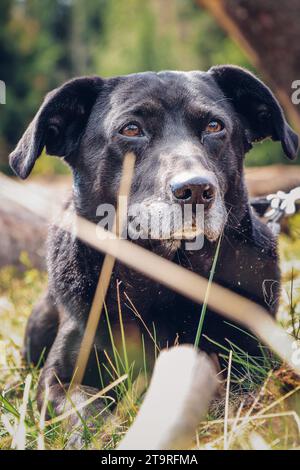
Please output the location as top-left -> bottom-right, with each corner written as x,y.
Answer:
0,217 -> 300,450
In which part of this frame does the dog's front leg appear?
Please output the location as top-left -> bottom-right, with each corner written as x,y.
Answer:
23,291 -> 59,366
36,318 -> 109,448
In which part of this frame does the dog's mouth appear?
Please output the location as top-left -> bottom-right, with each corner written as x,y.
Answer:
126,198 -> 227,245
171,223 -> 204,240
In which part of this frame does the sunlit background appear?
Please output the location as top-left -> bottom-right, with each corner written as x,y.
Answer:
0,0 -> 296,177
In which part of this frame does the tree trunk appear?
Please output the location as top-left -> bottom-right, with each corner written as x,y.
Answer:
199,0 -> 300,133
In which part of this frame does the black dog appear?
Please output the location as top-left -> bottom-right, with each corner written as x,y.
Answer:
10,65 -> 298,432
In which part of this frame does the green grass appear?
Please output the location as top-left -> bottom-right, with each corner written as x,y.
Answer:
0,218 -> 300,450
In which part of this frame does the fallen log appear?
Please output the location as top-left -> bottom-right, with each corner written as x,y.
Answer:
245,164 -> 300,197
0,197 -> 47,270
0,177 -> 70,270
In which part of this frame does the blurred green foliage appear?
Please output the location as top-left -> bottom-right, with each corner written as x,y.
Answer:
0,0 -> 296,176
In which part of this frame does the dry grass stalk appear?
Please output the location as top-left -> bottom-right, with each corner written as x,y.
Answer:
72,152 -> 136,385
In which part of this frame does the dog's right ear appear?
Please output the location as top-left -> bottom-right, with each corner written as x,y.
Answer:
209,65 -> 298,160
9,76 -> 103,179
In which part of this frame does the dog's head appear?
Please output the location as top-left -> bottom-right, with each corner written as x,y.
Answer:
10,65 -> 298,249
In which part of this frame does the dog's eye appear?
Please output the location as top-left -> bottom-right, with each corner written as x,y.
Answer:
120,123 -> 144,137
205,120 -> 223,133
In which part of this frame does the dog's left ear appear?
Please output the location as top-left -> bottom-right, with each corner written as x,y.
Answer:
209,65 -> 298,160
9,76 -> 103,179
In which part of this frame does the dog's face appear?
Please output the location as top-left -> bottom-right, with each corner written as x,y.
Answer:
92,71 -> 234,244
10,66 -> 298,249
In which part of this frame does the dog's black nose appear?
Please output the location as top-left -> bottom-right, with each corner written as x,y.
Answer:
170,176 -> 216,208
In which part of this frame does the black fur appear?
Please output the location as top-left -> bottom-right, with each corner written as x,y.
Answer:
9,65 -> 298,441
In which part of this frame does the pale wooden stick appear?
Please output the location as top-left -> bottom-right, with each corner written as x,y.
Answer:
118,345 -> 218,450
0,173 -> 299,374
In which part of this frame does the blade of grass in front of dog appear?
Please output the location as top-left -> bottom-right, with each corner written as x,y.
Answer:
124,291 -> 160,353
37,381 -> 49,450
11,373 -> 32,450
116,280 -> 131,389
104,302 -> 123,376
203,334 -> 269,384
0,394 -> 20,419
223,321 -> 276,369
94,346 -> 110,409
152,322 -> 158,360
289,269 -> 300,340
194,234 -> 222,348
35,347 -> 47,370
103,350 -> 130,403
141,334 -> 148,387
225,338 -> 269,372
